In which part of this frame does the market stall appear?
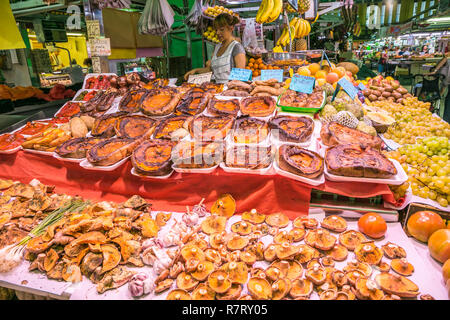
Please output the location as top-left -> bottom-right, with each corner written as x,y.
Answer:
0,0 -> 449,302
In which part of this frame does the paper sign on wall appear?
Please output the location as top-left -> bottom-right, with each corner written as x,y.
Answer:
229,68 -> 252,81
338,78 -> 358,99
88,38 -> 111,56
290,75 -> 315,94
92,57 -> 101,73
261,69 -> 283,82
86,20 -> 101,38
188,72 -> 212,85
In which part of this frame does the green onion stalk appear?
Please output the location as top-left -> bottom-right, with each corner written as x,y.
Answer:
0,198 -> 90,273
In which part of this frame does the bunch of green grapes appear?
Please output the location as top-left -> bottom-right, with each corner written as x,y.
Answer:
370,99 -> 450,144
389,182 -> 410,200
398,136 -> 450,207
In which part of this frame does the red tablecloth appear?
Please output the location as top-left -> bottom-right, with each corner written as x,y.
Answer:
0,151 -> 396,219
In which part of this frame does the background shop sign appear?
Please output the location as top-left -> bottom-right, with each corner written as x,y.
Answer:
86,20 -> 101,38
88,38 -> 111,56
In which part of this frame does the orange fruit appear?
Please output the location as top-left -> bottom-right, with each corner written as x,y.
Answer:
315,78 -> 326,87
248,63 -> 253,68
325,72 -> 339,84
333,67 -> 346,78
249,58 -> 255,63
315,70 -> 327,79
297,67 -> 311,77
308,63 -> 320,75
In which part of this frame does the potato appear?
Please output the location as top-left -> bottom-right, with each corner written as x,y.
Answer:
373,90 -> 381,97
397,87 -> 408,94
80,115 -> 95,130
69,117 -> 88,138
384,86 -> 393,92
382,91 -> 391,98
392,92 -> 402,100
368,94 -> 377,101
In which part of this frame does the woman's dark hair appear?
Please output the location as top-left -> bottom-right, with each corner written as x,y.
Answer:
213,13 -> 240,29
84,58 -> 92,67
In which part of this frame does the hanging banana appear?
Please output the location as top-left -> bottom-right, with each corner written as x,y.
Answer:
259,0 -> 274,23
256,0 -> 267,24
267,0 -> 283,23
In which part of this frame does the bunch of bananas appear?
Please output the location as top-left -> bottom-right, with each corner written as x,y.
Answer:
276,17 -> 311,47
255,0 -> 283,24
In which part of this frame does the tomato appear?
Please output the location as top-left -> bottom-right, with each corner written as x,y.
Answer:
0,133 -> 24,151
407,211 -> 445,243
16,121 -> 49,135
55,102 -> 81,118
357,212 -> 387,239
428,229 -> 450,263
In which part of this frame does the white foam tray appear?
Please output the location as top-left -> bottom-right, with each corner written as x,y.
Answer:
79,156 -> 130,171
219,161 -> 274,175
273,158 -> 325,186
172,163 -> 219,174
130,167 -> 174,179
324,158 -> 408,185
0,145 -> 22,154
53,152 -> 84,163
23,148 -> 54,156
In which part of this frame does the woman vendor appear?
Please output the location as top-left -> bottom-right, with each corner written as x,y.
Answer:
184,13 -> 246,83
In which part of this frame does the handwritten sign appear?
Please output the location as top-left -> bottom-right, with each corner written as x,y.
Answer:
338,78 -> 358,99
188,72 -> 212,85
290,75 -> 315,94
86,20 -> 100,38
358,83 -> 367,91
261,69 -> 284,83
229,68 -> 252,82
88,38 -> 111,56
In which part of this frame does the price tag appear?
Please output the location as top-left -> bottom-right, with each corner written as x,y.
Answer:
337,78 -> 358,99
289,75 -> 315,94
261,69 -> 283,83
287,0 -> 298,11
228,68 -> 252,81
358,83 -> 367,91
88,38 -> 111,56
188,72 -> 212,85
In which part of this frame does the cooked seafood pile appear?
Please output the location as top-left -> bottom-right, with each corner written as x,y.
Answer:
0,182 -> 430,299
